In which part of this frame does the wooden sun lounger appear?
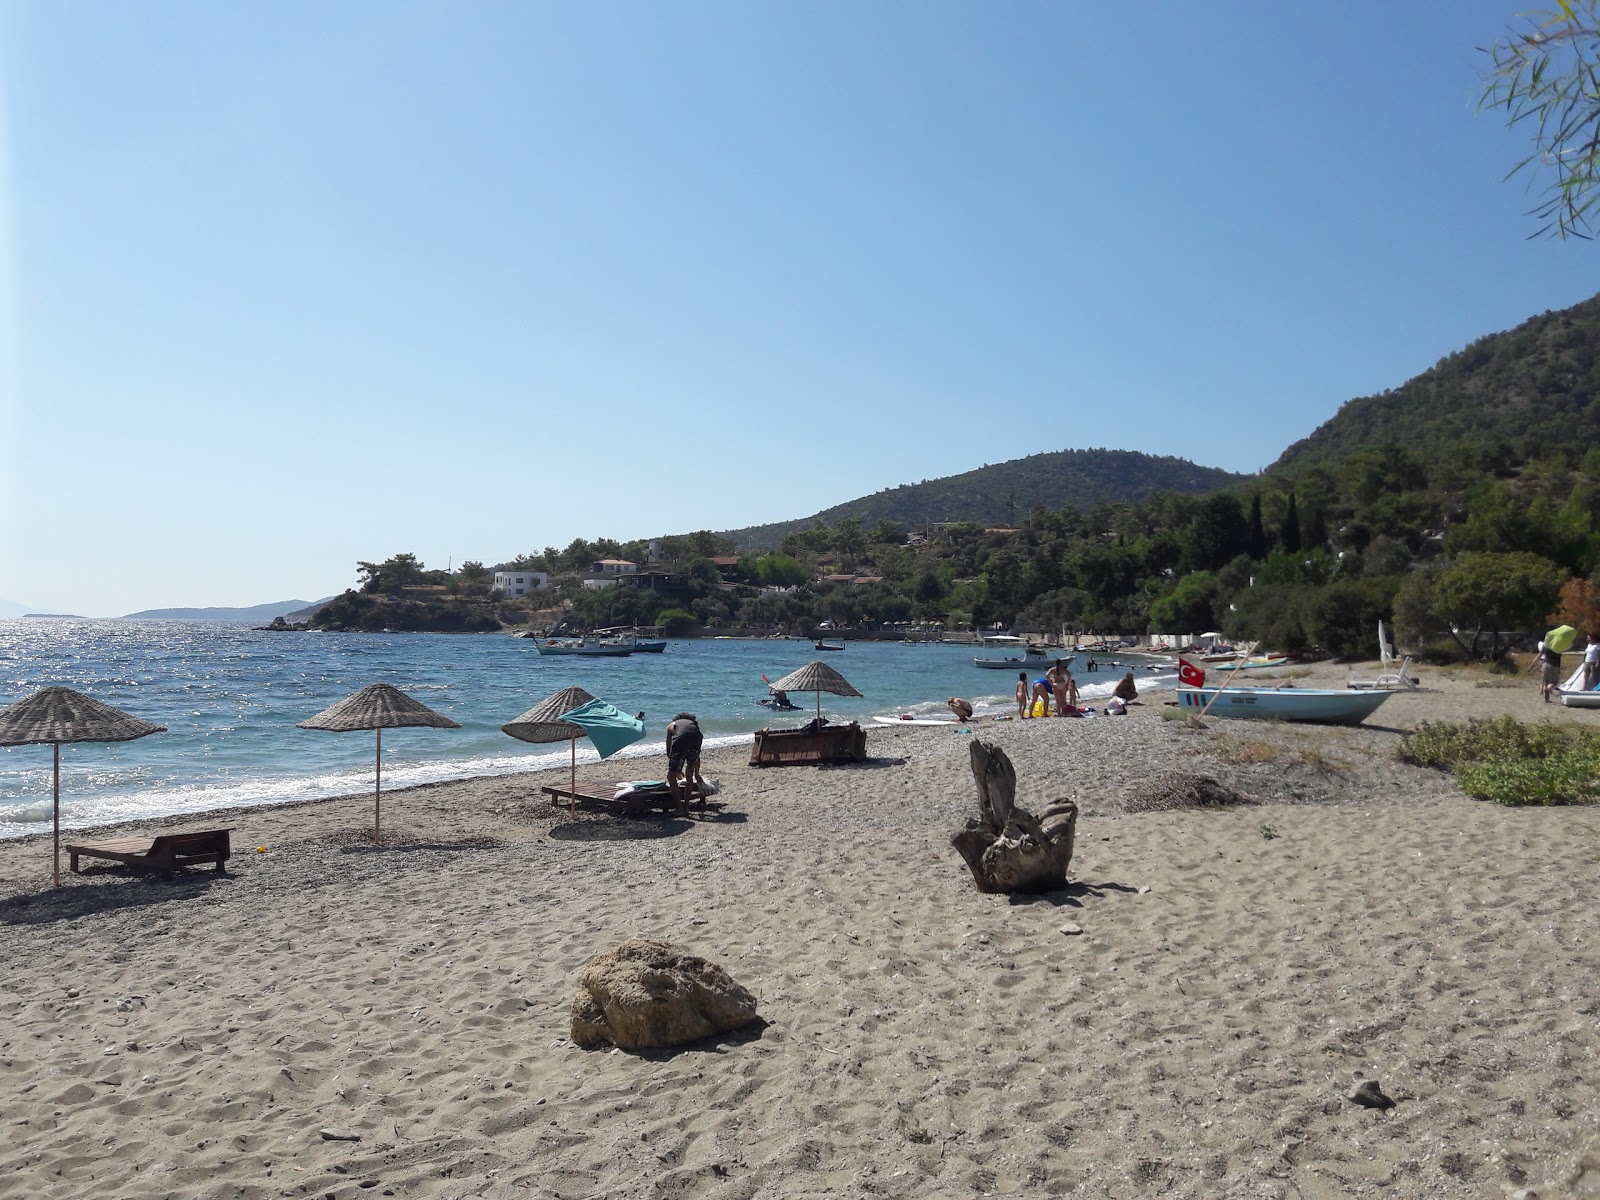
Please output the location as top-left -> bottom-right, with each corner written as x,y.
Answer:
540,779 -> 681,813
65,828 -> 234,875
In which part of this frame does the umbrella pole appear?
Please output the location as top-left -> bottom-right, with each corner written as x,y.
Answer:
374,728 -> 383,844
52,742 -> 60,888
570,737 -> 577,811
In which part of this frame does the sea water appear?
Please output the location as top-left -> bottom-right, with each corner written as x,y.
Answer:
0,619 -> 1174,837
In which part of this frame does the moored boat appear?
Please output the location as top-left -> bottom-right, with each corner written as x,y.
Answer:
534,636 -> 633,657
1176,685 -> 1391,725
814,641 -> 846,651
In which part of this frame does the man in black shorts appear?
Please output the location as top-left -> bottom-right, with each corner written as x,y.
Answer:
665,712 -> 704,813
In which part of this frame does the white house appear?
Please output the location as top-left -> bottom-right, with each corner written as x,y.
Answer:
493,570 -> 549,597
591,559 -> 638,575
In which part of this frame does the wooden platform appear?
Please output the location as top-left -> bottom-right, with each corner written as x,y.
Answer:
749,722 -> 867,767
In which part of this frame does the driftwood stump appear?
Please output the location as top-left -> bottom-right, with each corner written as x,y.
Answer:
951,740 -> 1078,894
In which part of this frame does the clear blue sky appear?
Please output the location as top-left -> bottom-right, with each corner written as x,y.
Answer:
1,1 -> 1595,616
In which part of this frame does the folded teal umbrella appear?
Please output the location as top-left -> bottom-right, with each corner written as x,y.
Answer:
557,699 -> 646,760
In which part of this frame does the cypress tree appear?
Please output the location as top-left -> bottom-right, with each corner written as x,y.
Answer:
1304,506 -> 1329,550
1247,493 -> 1267,559
1282,493 -> 1302,554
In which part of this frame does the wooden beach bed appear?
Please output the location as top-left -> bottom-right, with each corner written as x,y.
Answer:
65,828 -> 234,876
540,779 -> 720,814
540,780 -> 678,814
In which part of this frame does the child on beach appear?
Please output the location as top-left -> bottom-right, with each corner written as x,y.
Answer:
1016,672 -> 1030,718
1057,666 -> 1079,713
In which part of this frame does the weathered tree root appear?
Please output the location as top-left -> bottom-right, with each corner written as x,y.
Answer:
951,740 -> 1077,893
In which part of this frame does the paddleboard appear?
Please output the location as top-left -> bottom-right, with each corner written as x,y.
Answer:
873,715 -> 959,726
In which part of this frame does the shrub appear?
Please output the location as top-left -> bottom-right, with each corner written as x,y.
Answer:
657,608 -> 697,637
1399,716 -> 1600,805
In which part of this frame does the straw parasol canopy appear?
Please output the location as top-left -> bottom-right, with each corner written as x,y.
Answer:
297,684 -> 460,843
0,686 -> 167,886
501,686 -> 597,802
768,660 -> 863,723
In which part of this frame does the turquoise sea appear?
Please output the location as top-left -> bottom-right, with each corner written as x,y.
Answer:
0,619 -> 1175,837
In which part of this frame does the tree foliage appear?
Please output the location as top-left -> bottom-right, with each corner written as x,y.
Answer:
1481,1 -> 1600,238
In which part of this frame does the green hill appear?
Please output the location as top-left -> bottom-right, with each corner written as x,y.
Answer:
1272,292 -> 1600,474
723,448 -> 1249,550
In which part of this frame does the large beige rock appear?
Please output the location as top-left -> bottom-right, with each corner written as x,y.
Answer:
570,939 -> 759,1050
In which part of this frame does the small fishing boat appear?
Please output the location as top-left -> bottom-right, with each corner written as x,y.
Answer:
595,629 -> 666,653
973,635 -> 1057,669
1176,685 -> 1391,725
534,636 -> 633,657
814,641 -> 846,651
974,650 -> 1072,670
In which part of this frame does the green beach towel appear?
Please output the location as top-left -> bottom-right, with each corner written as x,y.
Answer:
557,699 -> 646,760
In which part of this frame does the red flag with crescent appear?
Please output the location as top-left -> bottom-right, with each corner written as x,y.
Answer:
1178,659 -> 1206,687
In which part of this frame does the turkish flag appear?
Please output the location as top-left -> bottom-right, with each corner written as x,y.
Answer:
1178,659 -> 1206,687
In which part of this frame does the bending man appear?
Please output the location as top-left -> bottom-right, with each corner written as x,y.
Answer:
665,712 -> 704,813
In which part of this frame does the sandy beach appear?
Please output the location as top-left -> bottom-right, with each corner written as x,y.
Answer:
3,659 -> 1599,1199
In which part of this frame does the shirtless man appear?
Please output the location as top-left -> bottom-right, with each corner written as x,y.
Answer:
665,712 -> 704,813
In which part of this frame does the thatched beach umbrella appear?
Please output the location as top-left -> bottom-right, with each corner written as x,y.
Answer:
297,684 -> 460,843
0,687 -> 167,886
501,686 -> 596,801
767,660 -> 864,724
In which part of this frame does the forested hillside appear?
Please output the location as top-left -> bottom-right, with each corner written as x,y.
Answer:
722,449 -> 1248,549
1274,293 -> 1600,475
328,291 -> 1600,663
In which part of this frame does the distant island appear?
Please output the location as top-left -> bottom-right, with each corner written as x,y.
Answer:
23,613 -> 86,619
120,598 -> 334,622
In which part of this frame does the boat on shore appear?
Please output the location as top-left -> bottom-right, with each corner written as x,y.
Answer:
1176,685 -> 1391,725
